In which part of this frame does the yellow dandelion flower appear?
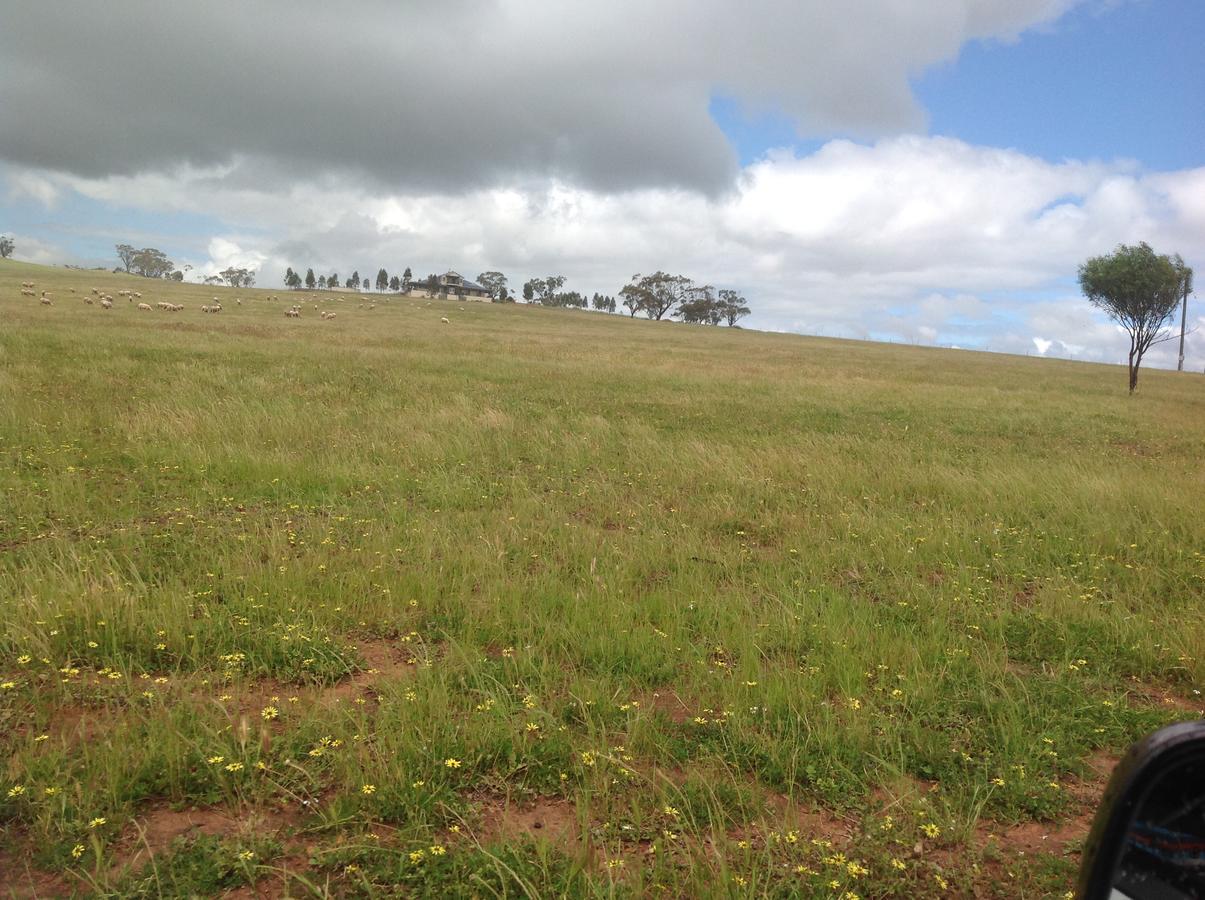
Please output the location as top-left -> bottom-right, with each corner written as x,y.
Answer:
444,757 -> 461,769
361,784 -> 376,795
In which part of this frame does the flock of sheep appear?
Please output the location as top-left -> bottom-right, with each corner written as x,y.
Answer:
20,281 -> 465,327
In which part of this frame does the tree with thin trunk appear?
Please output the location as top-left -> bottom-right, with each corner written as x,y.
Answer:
717,289 -> 751,326
1078,242 -> 1193,393
0,235 -> 14,259
305,268 -> 316,290
376,268 -> 389,291
116,243 -> 137,272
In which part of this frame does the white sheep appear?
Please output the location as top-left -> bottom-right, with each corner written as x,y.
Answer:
41,296 -> 52,306
138,302 -> 152,311
440,316 -> 449,324
100,299 -> 113,309
85,296 -> 94,305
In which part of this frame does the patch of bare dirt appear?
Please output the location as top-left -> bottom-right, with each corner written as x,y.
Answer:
764,794 -> 855,845
975,750 -> 1119,864
0,848 -> 74,898
476,797 -> 581,848
47,702 -> 116,744
977,810 -> 1094,860
110,803 -> 303,874
1126,682 -> 1205,715
314,638 -> 421,707
645,689 -> 693,724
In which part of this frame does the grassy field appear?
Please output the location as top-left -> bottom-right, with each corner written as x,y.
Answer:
1,258 -> 1203,898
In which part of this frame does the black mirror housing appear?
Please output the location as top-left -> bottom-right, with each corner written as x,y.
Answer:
1078,720 -> 1205,899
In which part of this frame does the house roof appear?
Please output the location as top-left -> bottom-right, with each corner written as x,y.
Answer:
442,271 -> 489,292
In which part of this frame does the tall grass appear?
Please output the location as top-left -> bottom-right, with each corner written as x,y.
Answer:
1,260 -> 1202,896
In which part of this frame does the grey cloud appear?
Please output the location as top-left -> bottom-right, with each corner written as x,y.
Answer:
1,0 -> 1076,194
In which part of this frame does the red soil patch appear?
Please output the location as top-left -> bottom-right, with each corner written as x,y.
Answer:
477,797 -> 581,847
975,750 -> 1120,864
0,849 -> 74,898
647,689 -> 693,724
314,638 -> 421,706
1127,682 -> 1205,715
111,803 -> 302,873
765,793 -> 854,845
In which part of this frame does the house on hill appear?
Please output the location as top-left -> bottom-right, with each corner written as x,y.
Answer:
405,271 -> 492,300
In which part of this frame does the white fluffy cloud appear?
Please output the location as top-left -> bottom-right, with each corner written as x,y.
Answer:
10,133 -> 1201,370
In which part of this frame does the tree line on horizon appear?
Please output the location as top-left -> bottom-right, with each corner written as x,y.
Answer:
280,266 -> 752,325
19,238 -> 1194,392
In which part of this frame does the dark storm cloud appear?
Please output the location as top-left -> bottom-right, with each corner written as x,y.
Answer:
0,0 -> 1077,195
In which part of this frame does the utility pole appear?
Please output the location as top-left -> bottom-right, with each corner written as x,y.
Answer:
1178,267 -> 1194,372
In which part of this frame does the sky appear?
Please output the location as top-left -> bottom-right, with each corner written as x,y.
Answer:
1,0 -> 1203,369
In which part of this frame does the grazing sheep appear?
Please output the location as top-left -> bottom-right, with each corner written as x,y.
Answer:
84,296 -> 94,305
40,291 -> 52,302
285,308 -> 300,318
91,287 -> 99,295
20,288 -> 35,296
321,311 -> 337,320
133,291 -> 142,299
157,301 -> 172,310
100,299 -> 113,309
138,302 -> 152,311
440,316 -> 449,324
236,298 -> 242,305
21,281 -> 35,289
41,296 -> 52,306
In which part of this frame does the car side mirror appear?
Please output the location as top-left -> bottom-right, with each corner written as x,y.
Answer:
1078,720 -> 1205,899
